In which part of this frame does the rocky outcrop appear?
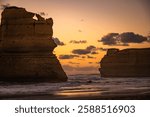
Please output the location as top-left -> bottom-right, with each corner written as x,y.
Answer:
100,48 -> 150,77
0,6 -> 68,82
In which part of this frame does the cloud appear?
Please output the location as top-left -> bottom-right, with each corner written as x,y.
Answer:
38,12 -> 48,16
87,55 -> 96,59
72,45 -> 107,55
0,3 -> 10,10
98,47 -> 108,51
68,62 -> 80,65
99,33 -> 119,45
91,51 -> 99,54
62,65 -> 98,72
81,56 -> 86,58
86,45 -> 96,51
69,40 -> 87,44
59,55 -> 79,59
72,49 -> 90,55
72,45 -> 96,55
90,47 -> 108,55
52,37 -> 65,46
78,29 -> 82,32
120,32 -> 147,43
99,32 -> 149,46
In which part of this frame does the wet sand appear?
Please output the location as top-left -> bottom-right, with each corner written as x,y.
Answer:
1,88 -> 150,100
0,75 -> 150,100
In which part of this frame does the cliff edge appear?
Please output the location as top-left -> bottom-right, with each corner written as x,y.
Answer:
0,6 -> 68,82
100,48 -> 150,77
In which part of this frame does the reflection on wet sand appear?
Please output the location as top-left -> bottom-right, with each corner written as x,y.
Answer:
0,75 -> 150,99
55,90 -> 102,97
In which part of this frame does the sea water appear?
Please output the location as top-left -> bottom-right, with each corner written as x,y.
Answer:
0,74 -> 150,98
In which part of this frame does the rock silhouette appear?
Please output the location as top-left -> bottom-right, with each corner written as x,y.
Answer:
100,48 -> 150,77
0,6 -> 68,82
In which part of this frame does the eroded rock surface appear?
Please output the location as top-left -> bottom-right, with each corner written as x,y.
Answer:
0,6 -> 68,82
100,48 -> 150,77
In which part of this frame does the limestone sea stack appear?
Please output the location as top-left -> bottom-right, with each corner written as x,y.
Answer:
0,6 -> 68,82
100,48 -> 150,77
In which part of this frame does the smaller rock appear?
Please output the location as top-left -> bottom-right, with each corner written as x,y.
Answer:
87,80 -> 92,83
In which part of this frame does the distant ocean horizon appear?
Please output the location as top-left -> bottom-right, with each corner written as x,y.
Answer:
0,74 -> 150,99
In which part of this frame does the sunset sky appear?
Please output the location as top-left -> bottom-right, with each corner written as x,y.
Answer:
0,0 -> 150,75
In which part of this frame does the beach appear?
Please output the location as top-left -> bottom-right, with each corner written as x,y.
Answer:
1,89 -> 150,100
0,74 -> 150,100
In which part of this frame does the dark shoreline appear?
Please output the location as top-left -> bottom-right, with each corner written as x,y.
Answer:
1,90 -> 150,100
0,75 -> 150,100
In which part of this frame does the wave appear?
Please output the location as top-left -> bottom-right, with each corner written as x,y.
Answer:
0,74 -> 150,99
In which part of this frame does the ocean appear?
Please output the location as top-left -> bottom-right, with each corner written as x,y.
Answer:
0,74 -> 150,99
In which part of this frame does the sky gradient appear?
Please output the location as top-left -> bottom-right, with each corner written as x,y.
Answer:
0,0 -> 150,75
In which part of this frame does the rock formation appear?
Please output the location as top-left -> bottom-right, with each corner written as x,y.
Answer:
100,48 -> 150,77
0,6 -> 68,82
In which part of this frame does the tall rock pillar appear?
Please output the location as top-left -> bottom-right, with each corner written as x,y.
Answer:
0,6 -> 68,82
